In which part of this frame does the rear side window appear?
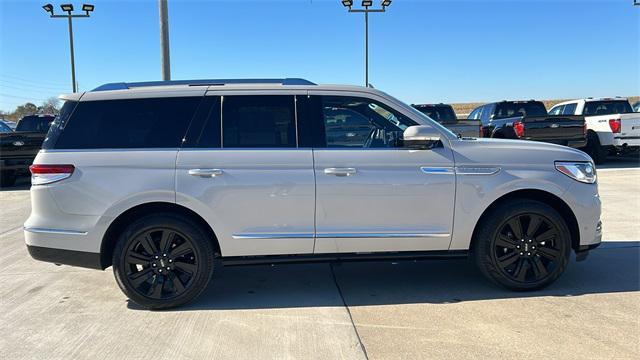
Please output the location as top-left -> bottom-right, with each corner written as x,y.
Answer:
42,101 -> 77,149
583,101 -> 633,116
562,103 -> 577,115
53,97 -> 201,149
222,95 -> 296,148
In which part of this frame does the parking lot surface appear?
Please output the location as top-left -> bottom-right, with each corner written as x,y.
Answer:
1,157 -> 638,360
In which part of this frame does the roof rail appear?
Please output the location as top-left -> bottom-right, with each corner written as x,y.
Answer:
92,78 -> 316,91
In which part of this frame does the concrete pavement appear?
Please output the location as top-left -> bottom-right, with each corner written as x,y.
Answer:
0,159 -> 638,359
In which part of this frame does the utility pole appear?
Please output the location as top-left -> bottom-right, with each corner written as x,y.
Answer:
158,0 -> 171,81
341,1 -> 392,87
42,3 -> 95,93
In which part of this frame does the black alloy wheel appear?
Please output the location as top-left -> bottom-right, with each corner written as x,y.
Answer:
113,214 -> 215,309
493,213 -> 564,284
473,200 -> 571,291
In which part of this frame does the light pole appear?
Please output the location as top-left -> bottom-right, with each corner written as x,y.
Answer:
158,0 -> 171,81
42,3 -> 94,93
341,0 -> 392,87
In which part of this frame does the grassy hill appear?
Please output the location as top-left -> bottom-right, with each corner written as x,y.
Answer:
451,96 -> 640,117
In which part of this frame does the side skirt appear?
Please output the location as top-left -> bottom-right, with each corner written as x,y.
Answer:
221,250 -> 469,266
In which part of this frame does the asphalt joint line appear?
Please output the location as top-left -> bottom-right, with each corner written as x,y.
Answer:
329,262 -> 369,360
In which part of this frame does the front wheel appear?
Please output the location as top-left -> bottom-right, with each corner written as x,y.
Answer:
112,213 -> 215,309
473,200 -> 571,291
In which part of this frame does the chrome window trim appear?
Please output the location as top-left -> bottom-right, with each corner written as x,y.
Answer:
24,227 -> 88,236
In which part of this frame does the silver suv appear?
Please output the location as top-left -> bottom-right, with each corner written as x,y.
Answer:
25,79 -> 602,309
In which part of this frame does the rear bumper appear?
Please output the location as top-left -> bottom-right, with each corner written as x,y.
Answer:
613,136 -> 640,148
26,245 -> 102,269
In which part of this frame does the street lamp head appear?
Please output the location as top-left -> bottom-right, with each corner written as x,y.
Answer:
341,0 -> 353,7
381,0 -> 392,7
60,3 -> 74,12
82,4 -> 94,12
362,0 -> 373,7
42,3 -> 54,14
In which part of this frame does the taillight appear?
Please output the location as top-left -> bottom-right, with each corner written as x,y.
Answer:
29,164 -> 75,185
608,119 -> 621,133
513,121 -> 525,138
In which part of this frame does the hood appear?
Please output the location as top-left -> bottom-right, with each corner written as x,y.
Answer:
449,137 -> 592,167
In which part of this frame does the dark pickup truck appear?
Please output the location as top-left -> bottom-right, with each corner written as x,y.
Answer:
468,100 -> 586,148
0,115 -> 54,186
412,103 -> 482,138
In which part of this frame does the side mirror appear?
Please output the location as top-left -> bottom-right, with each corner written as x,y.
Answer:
403,125 -> 441,149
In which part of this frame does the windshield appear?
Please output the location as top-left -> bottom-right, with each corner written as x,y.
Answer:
494,102 -> 547,119
414,105 -> 457,121
0,121 -> 12,133
584,101 -> 633,116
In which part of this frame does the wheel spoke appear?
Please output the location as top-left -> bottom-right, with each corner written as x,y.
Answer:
129,268 -> 153,287
537,246 -> 560,261
535,228 -> 557,243
526,215 -> 543,238
126,252 -> 151,265
173,261 -> 196,275
513,259 -> 529,282
140,233 -> 159,255
170,242 -> 193,258
531,256 -> 548,279
159,230 -> 175,254
508,217 -> 524,239
498,251 -> 519,267
496,234 -> 518,249
148,276 -> 163,298
169,272 -> 185,293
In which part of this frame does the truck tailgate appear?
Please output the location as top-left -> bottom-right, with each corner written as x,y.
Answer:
440,119 -> 481,138
618,113 -> 640,140
523,115 -> 585,141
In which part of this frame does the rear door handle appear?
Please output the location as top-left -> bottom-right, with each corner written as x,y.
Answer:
188,168 -> 223,178
324,167 -> 356,177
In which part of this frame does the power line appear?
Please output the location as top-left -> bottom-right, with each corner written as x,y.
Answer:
0,83 -> 64,96
0,74 -> 69,87
0,78 -> 68,91
0,93 -> 50,102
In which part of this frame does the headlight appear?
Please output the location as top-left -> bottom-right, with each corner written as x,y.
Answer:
555,161 -> 596,184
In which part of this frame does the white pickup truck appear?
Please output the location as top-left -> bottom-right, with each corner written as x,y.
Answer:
549,98 -> 640,163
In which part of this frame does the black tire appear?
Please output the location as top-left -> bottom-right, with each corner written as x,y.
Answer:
472,200 -> 571,291
0,171 -> 17,187
112,213 -> 215,309
584,131 -> 607,165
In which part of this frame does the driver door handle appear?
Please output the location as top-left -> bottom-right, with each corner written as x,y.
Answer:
324,167 -> 357,177
188,168 -> 223,178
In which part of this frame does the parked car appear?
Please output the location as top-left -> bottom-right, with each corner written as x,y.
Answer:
25,79 -> 601,309
412,103 -> 482,138
549,98 -> 640,163
468,100 -> 586,148
0,114 -> 54,186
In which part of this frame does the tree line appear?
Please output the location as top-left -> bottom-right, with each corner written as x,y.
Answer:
0,97 -> 61,122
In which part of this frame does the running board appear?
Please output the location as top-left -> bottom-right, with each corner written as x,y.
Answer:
221,250 -> 469,266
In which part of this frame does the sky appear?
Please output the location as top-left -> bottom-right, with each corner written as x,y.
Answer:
0,0 -> 638,112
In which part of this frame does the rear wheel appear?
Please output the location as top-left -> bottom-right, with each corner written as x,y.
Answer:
112,213 -> 215,309
473,200 -> 571,291
584,131 -> 607,164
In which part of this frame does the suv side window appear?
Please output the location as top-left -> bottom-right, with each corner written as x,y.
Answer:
319,96 -> 417,148
480,103 -> 495,125
562,103 -> 577,115
548,105 -> 563,115
468,107 -> 481,120
222,95 -> 296,148
53,97 -> 201,149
